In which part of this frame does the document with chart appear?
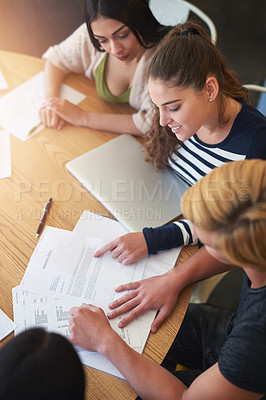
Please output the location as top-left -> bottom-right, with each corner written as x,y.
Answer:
13,215 -> 181,378
13,226 -> 148,378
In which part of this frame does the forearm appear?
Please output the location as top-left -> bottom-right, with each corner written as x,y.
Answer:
143,220 -> 198,254
44,61 -> 68,98
171,246 -> 235,292
83,111 -> 143,136
70,304 -> 187,399
101,333 -> 187,400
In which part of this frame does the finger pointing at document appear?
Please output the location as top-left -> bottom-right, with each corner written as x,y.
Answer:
94,232 -> 148,265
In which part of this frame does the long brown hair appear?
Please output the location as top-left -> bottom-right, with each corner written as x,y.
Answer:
85,0 -> 172,52
145,22 -> 250,168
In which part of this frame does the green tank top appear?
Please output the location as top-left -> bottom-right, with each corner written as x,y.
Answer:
94,54 -> 131,103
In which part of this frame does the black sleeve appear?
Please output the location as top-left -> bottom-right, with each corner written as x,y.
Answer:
143,219 -> 198,254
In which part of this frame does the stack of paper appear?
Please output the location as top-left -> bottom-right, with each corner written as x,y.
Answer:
0,72 -> 86,141
13,211 -> 181,378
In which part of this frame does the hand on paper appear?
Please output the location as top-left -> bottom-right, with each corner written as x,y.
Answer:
108,269 -> 180,333
69,303 -> 117,353
41,97 -> 88,127
94,232 -> 148,265
39,99 -> 65,130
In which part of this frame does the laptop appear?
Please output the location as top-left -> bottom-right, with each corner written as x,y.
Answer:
66,134 -> 190,232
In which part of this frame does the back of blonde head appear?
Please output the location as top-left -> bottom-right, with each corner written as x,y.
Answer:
182,159 -> 266,271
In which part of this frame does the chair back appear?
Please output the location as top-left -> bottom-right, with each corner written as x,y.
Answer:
244,80 -> 266,116
149,0 -> 217,43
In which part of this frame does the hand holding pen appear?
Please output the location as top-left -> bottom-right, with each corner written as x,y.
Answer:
36,197 -> 52,238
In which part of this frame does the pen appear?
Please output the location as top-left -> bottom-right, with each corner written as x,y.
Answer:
92,211 -> 116,220
36,197 -> 52,238
28,121 -> 42,136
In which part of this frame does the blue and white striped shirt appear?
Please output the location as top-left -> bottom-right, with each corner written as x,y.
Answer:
169,135 -> 246,186
143,98 -> 266,253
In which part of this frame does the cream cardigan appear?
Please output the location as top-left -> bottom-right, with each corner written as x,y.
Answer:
42,23 -> 158,134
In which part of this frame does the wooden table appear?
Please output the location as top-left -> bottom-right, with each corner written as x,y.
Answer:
0,51 -> 194,399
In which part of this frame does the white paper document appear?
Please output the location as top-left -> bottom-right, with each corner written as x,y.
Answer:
12,285 -> 145,379
0,309 -> 16,341
16,226 -> 149,378
0,69 -> 9,91
0,71 -> 86,141
13,287 -> 75,338
0,129 -> 11,178
72,211 -> 182,377
20,227 -> 145,305
13,213 -> 181,378
74,210 -> 182,279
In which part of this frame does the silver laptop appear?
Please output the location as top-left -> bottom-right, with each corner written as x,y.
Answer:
66,134 -> 190,232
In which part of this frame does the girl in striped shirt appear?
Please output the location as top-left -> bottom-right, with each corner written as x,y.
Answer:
94,22 -> 266,332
